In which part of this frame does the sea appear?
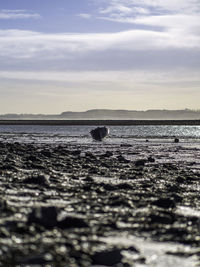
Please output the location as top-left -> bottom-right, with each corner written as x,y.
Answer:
0,125 -> 199,145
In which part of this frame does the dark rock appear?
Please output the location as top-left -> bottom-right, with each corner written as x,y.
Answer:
150,211 -> 175,224
82,164 -> 90,169
85,152 -> 96,159
92,249 -> 122,266
71,175 -> 79,180
176,176 -> 186,183
166,184 -> 179,192
120,144 -> 132,147
90,126 -> 109,141
128,246 -> 140,253
117,155 -> 130,163
147,156 -> 155,163
0,163 -> 16,171
41,150 -> 52,157
58,216 -> 88,229
162,163 -> 177,170
171,193 -> 183,203
110,198 -> 132,207
28,162 -> 46,170
23,174 -> 49,185
82,184 -> 92,191
174,138 -> 179,143
117,183 -> 132,190
26,155 -> 40,162
103,151 -> 113,157
0,200 -> 8,212
102,183 -> 116,191
84,176 -> 94,182
135,159 -> 146,167
71,150 -> 81,156
89,167 -> 98,174
19,254 -> 50,265
101,162 -> 110,168
152,198 -> 176,209
27,206 -> 58,229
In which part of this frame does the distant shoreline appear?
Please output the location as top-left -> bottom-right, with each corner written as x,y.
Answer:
0,120 -> 200,126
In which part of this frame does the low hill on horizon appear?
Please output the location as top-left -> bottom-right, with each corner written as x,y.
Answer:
60,109 -> 200,119
0,109 -> 200,120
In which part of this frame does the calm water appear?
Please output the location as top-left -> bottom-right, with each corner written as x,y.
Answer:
0,125 -> 199,144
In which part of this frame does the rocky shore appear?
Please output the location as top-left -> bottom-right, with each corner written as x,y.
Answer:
0,141 -> 200,266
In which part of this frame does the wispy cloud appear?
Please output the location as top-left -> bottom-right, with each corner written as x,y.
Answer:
94,0 -> 200,31
96,0 -> 200,16
0,9 -> 40,19
0,69 -> 199,85
0,27 -> 199,60
99,4 -> 134,15
78,13 -> 92,19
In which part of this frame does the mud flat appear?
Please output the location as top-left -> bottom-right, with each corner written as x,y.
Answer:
0,141 -> 200,266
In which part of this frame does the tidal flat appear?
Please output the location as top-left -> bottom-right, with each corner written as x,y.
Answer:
0,141 -> 200,267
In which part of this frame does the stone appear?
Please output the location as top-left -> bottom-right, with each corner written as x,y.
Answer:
103,151 -> 113,157
58,216 -> 88,229
92,249 -> 122,266
152,198 -> 176,209
135,159 -> 146,167
23,174 -> 49,185
71,150 -> 81,156
147,156 -> 155,163
117,155 -> 130,163
150,212 -> 175,224
90,126 -> 109,141
27,206 -> 58,229
41,150 -> 52,157
117,183 -> 132,190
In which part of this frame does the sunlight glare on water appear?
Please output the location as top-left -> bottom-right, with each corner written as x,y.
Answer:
0,125 -> 199,144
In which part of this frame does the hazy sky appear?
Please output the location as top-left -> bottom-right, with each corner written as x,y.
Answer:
0,0 -> 200,113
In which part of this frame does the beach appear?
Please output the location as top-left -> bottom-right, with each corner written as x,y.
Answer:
0,134 -> 200,266
1,0 -> 199,265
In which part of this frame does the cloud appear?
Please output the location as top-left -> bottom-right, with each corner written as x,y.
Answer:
78,13 -> 92,19
0,27 -> 199,61
95,0 -> 200,32
0,9 -> 40,19
97,0 -> 200,15
0,69 -> 199,86
91,0 -> 200,53
99,4 -> 134,15
136,0 -> 200,13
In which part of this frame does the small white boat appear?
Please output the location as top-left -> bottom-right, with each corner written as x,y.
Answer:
90,126 -> 109,141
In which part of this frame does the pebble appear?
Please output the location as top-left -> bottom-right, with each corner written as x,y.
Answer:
58,216 -> 88,229
135,159 -> 146,167
28,206 -> 58,229
152,198 -> 176,209
92,249 -> 122,266
23,174 -> 49,185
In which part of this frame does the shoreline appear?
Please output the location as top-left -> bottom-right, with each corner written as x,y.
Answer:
0,119 -> 200,126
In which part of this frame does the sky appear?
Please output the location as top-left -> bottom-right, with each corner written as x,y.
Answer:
0,0 -> 200,114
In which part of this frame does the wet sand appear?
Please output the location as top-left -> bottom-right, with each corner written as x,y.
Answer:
0,141 -> 200,266
0,119 -> 200,125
